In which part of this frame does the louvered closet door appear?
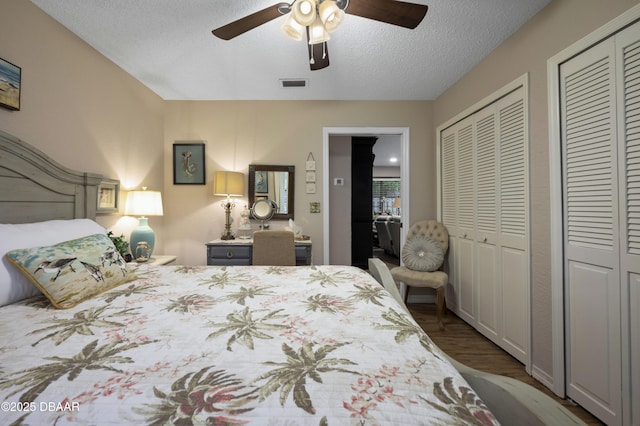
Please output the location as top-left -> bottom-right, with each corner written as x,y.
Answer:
439,82 -> 529,365
474,105 -> 500,342
560,37 -> 621,425
497,89 -> 528,363
616,23 -> 640,425
455,117 -> 477,324
441,127 -> 458,307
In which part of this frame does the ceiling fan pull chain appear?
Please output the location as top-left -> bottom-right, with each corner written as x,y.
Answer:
309,44 -> 315,64
322,42 -> 326,59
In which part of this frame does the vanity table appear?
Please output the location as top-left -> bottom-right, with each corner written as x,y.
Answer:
206,239 -> 312,266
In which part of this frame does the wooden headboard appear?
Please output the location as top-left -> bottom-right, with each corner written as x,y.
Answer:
0,130 -> 102,223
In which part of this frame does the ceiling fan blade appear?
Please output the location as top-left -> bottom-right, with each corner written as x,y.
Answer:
307,28 -> 330,71
212,3 -> 290,40
345,0 -> 428,29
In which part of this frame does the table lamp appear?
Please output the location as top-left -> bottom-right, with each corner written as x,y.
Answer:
392,196 -> 401,214
125,188 -> 164,260
214,171 -> 244,240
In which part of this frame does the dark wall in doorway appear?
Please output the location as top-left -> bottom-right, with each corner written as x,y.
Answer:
351,136 -> 377,268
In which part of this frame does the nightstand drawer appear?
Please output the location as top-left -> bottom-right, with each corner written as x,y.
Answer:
207,245 -> 251,265
295,245 -> 311,266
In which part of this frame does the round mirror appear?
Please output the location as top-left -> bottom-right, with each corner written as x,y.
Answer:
251,199 -> 277,221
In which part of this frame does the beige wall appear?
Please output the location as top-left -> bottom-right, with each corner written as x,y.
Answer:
0,2 -> 434,267
163,101 -> 433,265
433,0 -> 640,384
0,1 -> 165,249
5,0 -> 631,390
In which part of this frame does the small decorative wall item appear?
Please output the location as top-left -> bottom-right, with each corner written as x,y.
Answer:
306,152 -> 316,171
310,202 -> 321,213
306,182 -> 316,194
0,57 -> 21,111
173,142 -> 205,184
97,178 -> 120,214
306,171 -> 316,182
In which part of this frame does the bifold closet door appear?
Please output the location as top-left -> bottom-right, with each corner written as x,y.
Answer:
441,117 -> 476,324
441,127 -> 458,307
472,88 -> 529,364
440,85 -> 529,365
456,119 -> 477,325
560,34 -> 622,426
616,23 -> 640,426
475,106 -> 500,343
496,89 -> 528,364
560,20 -> 640,425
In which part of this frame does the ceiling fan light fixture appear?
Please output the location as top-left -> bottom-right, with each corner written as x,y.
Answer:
292,0 -> 317,27
318,1 -> 344,32
308,16 -> 330,45
282,14 -> 305,41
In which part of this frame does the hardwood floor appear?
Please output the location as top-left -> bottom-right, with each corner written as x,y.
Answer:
408,303 -> 604,425
372,246 -> 399,268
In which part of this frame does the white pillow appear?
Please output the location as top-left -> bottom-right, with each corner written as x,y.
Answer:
0,219 -> 106,306
402,236 -> 444,272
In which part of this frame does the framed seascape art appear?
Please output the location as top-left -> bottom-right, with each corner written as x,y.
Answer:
0,57 -> 21,111
173,142 -> 205,185
97,178 -> 120,214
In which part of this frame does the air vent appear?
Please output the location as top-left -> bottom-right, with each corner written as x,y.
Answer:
280,78 -> 308,88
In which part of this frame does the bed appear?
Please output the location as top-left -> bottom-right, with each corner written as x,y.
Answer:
0,130 -> 582,425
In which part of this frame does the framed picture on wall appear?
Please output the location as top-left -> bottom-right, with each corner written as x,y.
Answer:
97,178 -> 120,214
0,57 -> 21,111
173,142 -> 205,185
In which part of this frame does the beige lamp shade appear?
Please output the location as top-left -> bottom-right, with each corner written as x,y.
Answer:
392,197 -> 401,209
214,171 -> 244,196
319,0 -> 344,32
292,0 -> 316,26
125,189 -> 164,216
282,13 -> 305,41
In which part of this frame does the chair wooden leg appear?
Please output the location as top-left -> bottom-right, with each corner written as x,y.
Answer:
436,287 -> 445,330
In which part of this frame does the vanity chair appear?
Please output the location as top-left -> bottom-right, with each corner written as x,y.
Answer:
252,230 -> 296,266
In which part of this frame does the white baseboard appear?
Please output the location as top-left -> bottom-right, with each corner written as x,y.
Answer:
531,364 -> 559,396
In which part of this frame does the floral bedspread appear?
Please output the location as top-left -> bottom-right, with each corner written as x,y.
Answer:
0,264 -> 498,425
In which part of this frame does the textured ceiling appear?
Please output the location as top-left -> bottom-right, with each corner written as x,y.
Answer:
30,0 -> 550,101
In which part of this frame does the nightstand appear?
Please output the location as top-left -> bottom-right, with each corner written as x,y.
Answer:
132,255 -> 177,266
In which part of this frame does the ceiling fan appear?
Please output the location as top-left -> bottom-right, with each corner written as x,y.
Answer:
212,0 -> 428,71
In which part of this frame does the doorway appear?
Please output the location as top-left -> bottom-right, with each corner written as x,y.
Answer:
322,127 -> 410,266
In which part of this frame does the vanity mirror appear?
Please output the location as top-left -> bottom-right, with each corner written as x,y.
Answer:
248,164 -> 295,220
251,199 -> 277,229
